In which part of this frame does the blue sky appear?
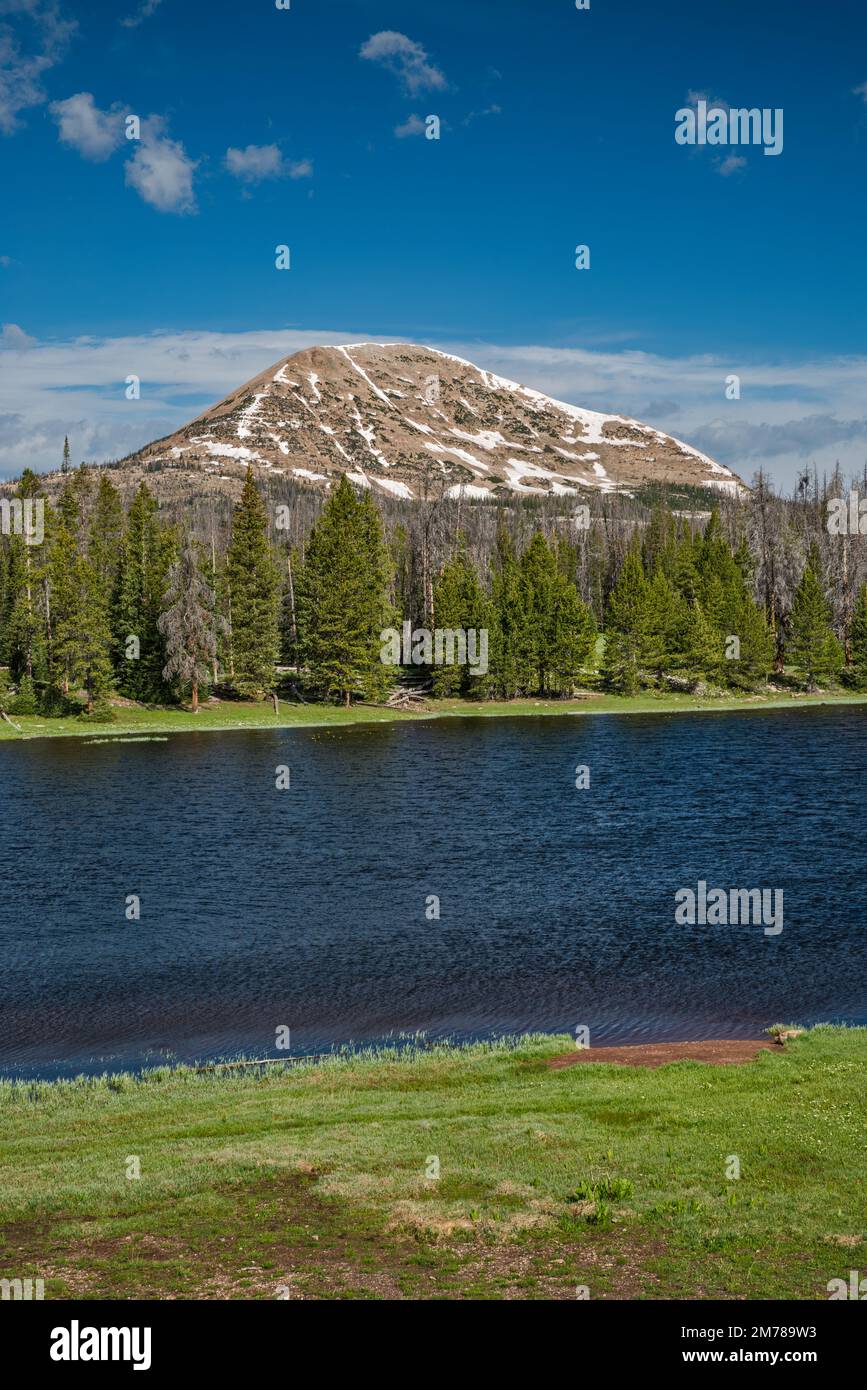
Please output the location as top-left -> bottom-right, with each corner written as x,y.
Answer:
2,0 -> 867,486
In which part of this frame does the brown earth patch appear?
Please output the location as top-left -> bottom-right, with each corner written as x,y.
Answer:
0,1172 -> 670,1301
546,1039 -> 777,1070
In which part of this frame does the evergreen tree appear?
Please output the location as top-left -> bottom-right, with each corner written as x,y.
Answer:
601,544 -> 651,694
672,521 -> 700,604
490,527 -> 531,697
788,552 -> 844,690
225,468 -> 280,697
724,592 -> 774,689
847,584 -> 867,691
358,490 -> 397,702
113,484 -> 175,700
677,600 -> 723,689
158,529 -> 220,712
47,504 -> 81,696
431,545 -> 493,699
67,555 -> 114,715
519,532 -> 595,695
296,476 -> 392,705
88,474 -> 125,608
62,436 -> 70,474
644,569 -> 681,685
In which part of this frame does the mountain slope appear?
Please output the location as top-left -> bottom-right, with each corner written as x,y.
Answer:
128,342 -> 745,502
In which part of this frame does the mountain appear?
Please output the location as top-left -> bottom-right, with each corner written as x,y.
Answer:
13,343 -> 748,506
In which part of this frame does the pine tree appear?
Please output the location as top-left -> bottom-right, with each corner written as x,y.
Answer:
47,505 -> 81,696
677,600 -> 723,688
788,552 -> 844,690
601,544 -> 651,694
0,535 -> 33,678
547,576 -> 597,693
644,569 -> 681,685
88,474 -> 124,608
67,556 -> 114,715
724,592 -> 774,689
62,436 -> 70,474
113,484 -> 175,700
226,468 -> 280,698
431,545 -> 493,699
358,489 -> 397,702
158,529 -> 220,712
848,584 -> 867,691
1,473 -> 47,682
490,527 -> 531,697
519,531 -> 596,695
672,521 -> 700,604
296,476 -> 391,705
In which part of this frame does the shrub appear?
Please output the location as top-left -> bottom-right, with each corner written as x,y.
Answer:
9,675 -> 37,716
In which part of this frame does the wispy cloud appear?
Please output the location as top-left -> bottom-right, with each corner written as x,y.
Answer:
394,113 -> 425,139
681,90 -> 752,177
2,327 -> 867,489
463,104 -> 501,126
359,31 -> 447,95
717,152 -> 746,177
224,143 -> 312,183
120,0 -> 163,29
0,0 -> 76,134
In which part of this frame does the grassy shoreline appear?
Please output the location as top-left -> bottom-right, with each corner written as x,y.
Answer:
2,686 -> 866,743
0,1028 -> 863,1300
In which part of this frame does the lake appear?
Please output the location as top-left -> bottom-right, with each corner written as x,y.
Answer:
1,706 -> 865,1078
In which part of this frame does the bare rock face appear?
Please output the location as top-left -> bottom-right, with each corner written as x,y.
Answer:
28,343 -> 748,506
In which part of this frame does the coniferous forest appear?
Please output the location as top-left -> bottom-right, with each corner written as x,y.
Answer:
1,460 -> 866,721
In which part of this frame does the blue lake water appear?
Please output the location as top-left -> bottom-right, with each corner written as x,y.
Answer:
0,706 -> 865,1079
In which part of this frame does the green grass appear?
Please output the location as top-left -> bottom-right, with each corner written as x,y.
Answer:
0,1028 -> 863,1300
1,685 -> 865,742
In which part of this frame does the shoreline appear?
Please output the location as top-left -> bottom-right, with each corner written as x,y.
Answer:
2,687 -> 866,744
0,1029 -> 824,1091
1,1027 -> 862,1300
0,1025 -> 852,1089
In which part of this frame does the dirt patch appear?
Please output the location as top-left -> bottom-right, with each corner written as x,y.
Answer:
546,1039 -> 777,1070
0,1171 -> 673,1301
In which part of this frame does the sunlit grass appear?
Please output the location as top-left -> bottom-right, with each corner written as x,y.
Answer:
0,1027 -> 863,1299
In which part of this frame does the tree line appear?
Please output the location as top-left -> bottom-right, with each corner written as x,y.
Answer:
1,461 -> 866,718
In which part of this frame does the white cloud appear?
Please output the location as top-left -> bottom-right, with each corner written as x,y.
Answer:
853,81 -> 867,103
0,0 -> 76,134
120,0 -> 163,28
0,254 -> 12,267
124,117 -> 197,213
50,91 -> 126,161
717,153 -> 746,177
0,321 -> 36,350
359,31 -> 446,95
224,143 -> 312,183
463,104 -> 501,126
2,326 -> 866,490
394,113 -> 425,139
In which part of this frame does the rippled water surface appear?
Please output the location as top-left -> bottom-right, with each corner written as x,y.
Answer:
1,706 -> 865,1077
